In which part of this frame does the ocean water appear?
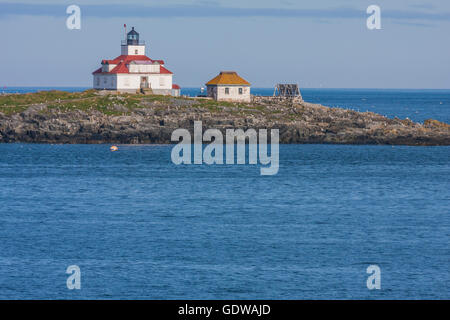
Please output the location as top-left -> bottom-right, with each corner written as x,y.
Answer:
0,144 -> 449,299
1,87 -> 449,124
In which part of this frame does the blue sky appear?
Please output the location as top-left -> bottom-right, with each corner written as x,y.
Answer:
1,0 -> 450,88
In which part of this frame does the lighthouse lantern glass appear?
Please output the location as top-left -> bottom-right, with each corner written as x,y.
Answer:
127,27 -> 139,45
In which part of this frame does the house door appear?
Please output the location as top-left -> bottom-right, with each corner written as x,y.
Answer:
140,76 -> 149,89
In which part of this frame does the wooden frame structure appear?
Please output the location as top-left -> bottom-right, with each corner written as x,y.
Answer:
273,84 -> 301,98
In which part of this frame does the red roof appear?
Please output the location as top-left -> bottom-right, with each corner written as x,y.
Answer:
109,62 -> 129,74
160,66 -> 173,74
105,55 -> 152,64
172,84 -> 180,89
93,54 -> 171,75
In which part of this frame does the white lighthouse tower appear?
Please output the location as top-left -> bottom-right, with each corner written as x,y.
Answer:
92,26 -> 180,96
121,27 -> 145,55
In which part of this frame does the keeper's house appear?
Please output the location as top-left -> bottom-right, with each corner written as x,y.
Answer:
92,27 -> 180,96
205,71 -> 251,102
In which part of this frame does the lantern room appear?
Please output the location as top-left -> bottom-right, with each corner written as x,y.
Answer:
127,27 -> 139,45
121,26 -> 146,56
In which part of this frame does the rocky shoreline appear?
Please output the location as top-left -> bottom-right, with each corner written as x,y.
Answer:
0,91 -> 449,145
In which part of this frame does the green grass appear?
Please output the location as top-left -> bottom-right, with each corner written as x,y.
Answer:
0,90 -> 156,115
0,90 -> 97,107
46,96 -> 130,116
0,89 -> 292,118
0,90 -> 99,115
0,105 -> 29,115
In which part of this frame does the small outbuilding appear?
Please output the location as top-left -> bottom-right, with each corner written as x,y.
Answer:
205,71 -> 251,102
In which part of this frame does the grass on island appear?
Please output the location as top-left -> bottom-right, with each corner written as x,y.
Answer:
0,89 -> 270,117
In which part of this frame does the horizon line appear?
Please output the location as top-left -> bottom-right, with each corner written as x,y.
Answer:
2,86 -> 450,91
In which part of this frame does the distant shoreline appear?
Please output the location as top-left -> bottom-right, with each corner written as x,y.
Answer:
2,86 -> 450,91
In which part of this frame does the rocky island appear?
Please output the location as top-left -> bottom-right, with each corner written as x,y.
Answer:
0,90 -> 448,145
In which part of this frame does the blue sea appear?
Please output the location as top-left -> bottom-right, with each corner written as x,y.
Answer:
0,88 -> 449,299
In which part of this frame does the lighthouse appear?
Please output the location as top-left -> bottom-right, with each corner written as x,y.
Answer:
92,26 -> 180,96
121,27 -> 145,55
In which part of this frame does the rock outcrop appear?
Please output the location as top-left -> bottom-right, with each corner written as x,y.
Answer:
0,91 -> 448,145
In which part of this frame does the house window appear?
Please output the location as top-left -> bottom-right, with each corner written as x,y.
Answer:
225,87 -> 230,94
96,77 -> 100,86
135,49 -> 138,54
159,77 -> 165,87
239,88 -> 243,95
103,77 -> 107,84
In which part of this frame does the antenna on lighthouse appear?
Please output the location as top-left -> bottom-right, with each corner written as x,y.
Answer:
124,24 -> 127,41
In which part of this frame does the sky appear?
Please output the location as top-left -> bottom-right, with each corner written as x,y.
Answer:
0,0 -> 449,88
